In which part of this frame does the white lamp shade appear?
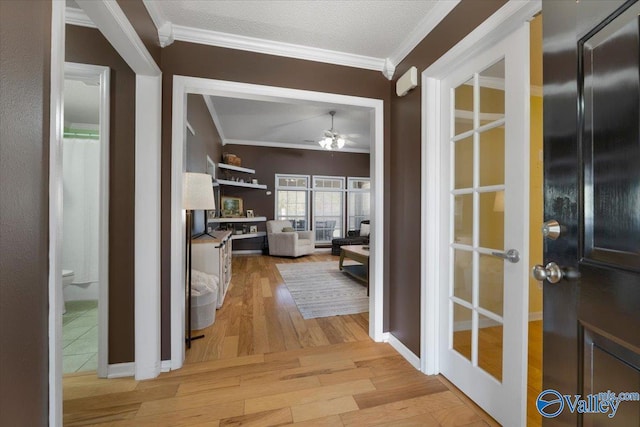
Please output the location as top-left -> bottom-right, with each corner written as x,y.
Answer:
183,172 -> 215,210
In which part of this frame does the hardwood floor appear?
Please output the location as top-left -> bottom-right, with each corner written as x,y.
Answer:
185,253 -> 370,364
62,253 -> 541,426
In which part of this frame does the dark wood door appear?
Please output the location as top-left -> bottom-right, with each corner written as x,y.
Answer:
542,0 -> 640,425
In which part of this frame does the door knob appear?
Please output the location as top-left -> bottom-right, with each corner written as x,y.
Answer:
532,262 -> 563,284
542,219 -> 561,240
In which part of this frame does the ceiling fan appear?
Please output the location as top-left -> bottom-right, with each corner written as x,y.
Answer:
318,111 -> 346,150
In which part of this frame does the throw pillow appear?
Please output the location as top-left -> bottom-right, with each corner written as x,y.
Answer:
282,227 -> 295,232
360,223 -> 370,236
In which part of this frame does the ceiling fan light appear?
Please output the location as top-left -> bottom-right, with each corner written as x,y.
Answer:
318,111 -> 346,150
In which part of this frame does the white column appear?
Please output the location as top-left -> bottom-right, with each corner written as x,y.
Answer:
135,74 -> 162,380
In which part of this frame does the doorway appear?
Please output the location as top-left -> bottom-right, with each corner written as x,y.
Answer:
62,62 -> 110,378
170,77 -> 385,368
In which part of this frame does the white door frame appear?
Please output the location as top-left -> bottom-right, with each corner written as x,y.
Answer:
64,62 -> 111,379
170,76 -> 385,369
50,2 -> 162,425
420,0 -> 541,389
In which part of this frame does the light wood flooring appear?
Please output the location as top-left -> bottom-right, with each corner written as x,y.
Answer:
63,253 -> 541,426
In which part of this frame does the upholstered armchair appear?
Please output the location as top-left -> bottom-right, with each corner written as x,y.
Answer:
266,220 -> 315,257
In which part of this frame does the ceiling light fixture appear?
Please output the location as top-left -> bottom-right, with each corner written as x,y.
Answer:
318,111 -> 346,150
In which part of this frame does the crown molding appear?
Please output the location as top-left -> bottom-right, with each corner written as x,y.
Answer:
224,139 -> 370,154
157,22 -> 175,48
65,6 -> 97,28
388,0 -> 461,71
142,0 -> 174,47
141,0 -> 164,31
172,25 -> 386,72
76,0 -> 456,79
382,59 -> 396,81
202,95 -> 226,141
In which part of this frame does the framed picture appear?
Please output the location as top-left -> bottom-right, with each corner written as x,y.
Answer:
246,209 -> 254,218
221,196 -> 243,217
249,225 -> 258,233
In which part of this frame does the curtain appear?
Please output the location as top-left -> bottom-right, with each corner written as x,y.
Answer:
62,138 -> 100,284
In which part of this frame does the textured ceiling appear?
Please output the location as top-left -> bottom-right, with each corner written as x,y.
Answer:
207,96 -> 372,152
153,0 -> 441,59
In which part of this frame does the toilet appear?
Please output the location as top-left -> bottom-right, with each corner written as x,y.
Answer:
62,270 -> 74,314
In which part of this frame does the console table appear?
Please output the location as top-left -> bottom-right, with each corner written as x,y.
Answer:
338,244 -> 370,295
191,230 -> 232,308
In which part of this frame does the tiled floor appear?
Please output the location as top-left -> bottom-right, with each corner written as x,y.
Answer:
63,300 -> 98,374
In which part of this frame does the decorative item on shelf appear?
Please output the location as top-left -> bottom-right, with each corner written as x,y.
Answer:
234,224 -> 244,235
249,225 -> 258,233
221,196 -> 243,217
251,179 -> 259,184
182,172 -> 216,348
222,152 -> 242,166
246,209 -> 254,218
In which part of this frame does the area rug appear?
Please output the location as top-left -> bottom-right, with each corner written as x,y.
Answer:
276,261 -> 369,319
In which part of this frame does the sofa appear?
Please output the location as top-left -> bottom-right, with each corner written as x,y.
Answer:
266,220 -> 315,257
331,220 -> 370,255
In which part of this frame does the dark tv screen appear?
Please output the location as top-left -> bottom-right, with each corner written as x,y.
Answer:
191,209 -> 206,236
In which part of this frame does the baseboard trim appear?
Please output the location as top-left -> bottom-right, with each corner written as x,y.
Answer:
107,362 -> 135,378
232,250 -> 262,255
160,360 -> 172,372
387,333 -> 421,370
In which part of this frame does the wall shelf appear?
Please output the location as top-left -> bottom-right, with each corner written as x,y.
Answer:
217,163 -> 256,174
230,231 -> 266,240
217,179 -> 267,189
208,216 -> 267,223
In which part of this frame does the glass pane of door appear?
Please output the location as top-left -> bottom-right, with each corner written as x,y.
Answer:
479,59 -> 505,125
453,303 -> 473,362
478,313 -> 503,382
449,59 -> 507,385
454,77 -> 474,136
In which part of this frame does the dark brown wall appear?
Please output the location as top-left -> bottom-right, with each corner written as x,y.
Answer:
160,44 -> 390,359
66,25 -> 136,364
0,1 -> 51,424
186,94 -> 223,173
117,0 -> 161,65
388,0 -> 507,353
221,144 -> 370,250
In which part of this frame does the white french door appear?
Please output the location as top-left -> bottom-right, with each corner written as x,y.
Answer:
437,24 -> 530,425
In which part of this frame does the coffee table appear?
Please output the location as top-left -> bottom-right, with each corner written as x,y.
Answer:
339,244 -> 370,295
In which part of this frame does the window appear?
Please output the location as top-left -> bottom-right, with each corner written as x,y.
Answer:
275,174 -> 309,230
347,177 -> 371,231
313,176 -> 345,243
